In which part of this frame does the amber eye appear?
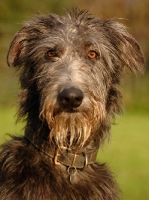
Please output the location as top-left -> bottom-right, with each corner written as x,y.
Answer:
47,50 -> 57,58
87,50 -> 98,59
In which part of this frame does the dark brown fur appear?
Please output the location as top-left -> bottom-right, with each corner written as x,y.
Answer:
0,8 -> 145,200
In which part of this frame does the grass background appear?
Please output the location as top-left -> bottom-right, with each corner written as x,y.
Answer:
98,113 -> 149,200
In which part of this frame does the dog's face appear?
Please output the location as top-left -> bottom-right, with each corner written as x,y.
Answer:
7,9 -> 145,149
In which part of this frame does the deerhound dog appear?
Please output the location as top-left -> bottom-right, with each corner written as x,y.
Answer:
0,8 -> 144,200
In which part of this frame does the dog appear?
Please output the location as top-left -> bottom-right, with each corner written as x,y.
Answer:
0,8 -> 145,200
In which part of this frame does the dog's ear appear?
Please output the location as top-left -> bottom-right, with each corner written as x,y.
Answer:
7,27 -> 28,67
103,20 -> 145,73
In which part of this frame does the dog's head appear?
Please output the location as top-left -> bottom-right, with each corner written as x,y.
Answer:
7,8 -> 145,149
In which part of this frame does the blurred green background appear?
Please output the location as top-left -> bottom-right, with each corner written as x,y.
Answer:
0,0 -> 149,199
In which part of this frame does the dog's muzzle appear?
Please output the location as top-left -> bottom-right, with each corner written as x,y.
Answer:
58,87 -> 84,110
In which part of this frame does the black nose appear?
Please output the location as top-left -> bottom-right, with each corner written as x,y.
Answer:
58,87 -> 84,109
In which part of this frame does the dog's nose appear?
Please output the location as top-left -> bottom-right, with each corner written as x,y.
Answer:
58,87 -> 84,109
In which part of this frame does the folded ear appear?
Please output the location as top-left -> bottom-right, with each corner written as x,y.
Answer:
7,27 -> 28,67
103,19 -> 145,73
7,14 -> 58,68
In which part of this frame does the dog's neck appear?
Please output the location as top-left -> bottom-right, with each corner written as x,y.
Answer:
24,126 -> 99,172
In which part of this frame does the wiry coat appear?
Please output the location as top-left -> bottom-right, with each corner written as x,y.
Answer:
0,8 -> 145,200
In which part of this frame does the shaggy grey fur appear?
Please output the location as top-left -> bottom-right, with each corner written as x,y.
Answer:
0,8 -> 145,200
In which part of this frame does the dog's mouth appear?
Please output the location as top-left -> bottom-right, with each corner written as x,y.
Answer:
58,107 -> 79,114
63,109 -> 77,114
40,92 -> 106,148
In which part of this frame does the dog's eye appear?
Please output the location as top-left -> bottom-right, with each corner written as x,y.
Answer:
87,50 -> 98,59
47,50 -> 57,58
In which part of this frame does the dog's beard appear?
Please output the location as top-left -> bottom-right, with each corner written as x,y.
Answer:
49,113 -> 92,148
40,98 -> 106,149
